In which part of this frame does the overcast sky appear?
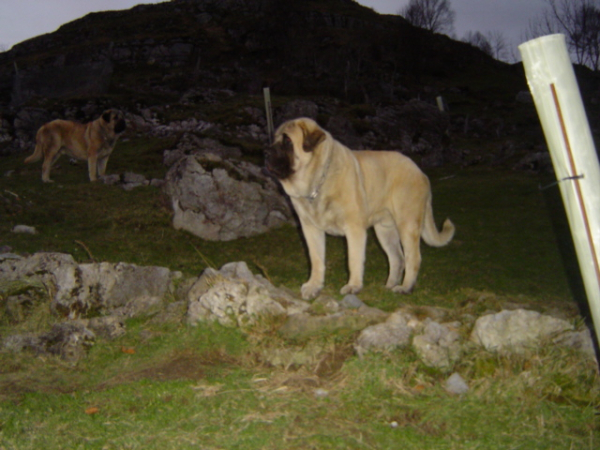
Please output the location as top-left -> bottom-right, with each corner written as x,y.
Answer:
1,0 -> 548,58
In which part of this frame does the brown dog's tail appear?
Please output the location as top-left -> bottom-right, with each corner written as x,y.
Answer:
24,143 -> 43,164
421,198 -> 455,247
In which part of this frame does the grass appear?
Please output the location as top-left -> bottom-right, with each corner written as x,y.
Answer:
0,134 -> 598,449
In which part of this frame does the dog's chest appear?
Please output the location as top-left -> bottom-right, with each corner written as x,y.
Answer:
293,197 -> 347,236
97,145 -> 114,158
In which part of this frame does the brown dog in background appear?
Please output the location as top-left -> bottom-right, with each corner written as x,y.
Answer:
24,109 -> 126,182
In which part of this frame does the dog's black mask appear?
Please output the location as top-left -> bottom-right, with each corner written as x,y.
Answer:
114,118 -> 127,134
265,133 -> 295,180
102,111 -> 127,134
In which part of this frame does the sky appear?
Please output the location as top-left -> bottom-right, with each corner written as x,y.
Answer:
0,0 -> 548,58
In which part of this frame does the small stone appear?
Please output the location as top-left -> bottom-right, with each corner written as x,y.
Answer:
12,225 -> 37,234
100,174 -> 121,185
341,294 -> 364,309
314,388 -> 329,398
445,372 -> 469,395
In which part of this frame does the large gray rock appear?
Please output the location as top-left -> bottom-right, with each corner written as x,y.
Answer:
163,153 -> 293,241
3,321 -> 95,362
412,320 -> 462,369
553,328 -> 596,359
0,252 -> 178,319
354,311 -> 413,354
470,309 -> 574,353
186,261 -> 310,327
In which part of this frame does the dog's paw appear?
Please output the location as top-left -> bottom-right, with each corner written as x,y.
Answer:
301,282 -> 323,300
340,284 -> 362,295
391,285 -> 413,295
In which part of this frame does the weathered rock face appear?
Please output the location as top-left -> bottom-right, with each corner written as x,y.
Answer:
0,252 -> 179,319
3,322 -> 96,362
186,261 -> 309,327
162,153 -> 293,241
1,253 -> 595,368
470,309 -> 575,353
412,320 -> 462,369
355,311 -> 413,352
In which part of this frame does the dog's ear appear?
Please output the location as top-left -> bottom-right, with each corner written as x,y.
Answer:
282,133 -> 294,152
102,111 -> 112,123
300,122 -> 326,152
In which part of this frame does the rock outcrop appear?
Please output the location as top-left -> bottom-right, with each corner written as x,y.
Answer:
1,253 -> 595,367
162,153 -> 293,241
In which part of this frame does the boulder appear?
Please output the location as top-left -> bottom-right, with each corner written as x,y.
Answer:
470,309 -> 574,353
163,153 -> 293,241
0,252 -> 178,319
412,320 -> 462,369
186,261 -> 310,327
3,321 -> 95,362
354,311 -> 413,354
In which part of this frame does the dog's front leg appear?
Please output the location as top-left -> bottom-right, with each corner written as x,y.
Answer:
341,225 -> 367,295
97,156 -> 110,177
86,147 -> 99,181
299,220 -> 326,300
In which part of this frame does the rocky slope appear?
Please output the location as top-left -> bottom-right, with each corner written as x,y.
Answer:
0,0 -> 598,171
0,0 -> 514,106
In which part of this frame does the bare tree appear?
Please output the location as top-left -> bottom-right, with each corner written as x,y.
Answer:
463,31 -> 493,56
486,31 -> 510,61
527,0 -> 600,70
400,0 -> 456,35
463,30 -> 509,61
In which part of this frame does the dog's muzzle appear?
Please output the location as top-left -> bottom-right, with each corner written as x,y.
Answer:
114,118 -> 127,134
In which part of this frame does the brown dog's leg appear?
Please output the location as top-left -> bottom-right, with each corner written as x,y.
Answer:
87,148 -> 99,182
41,145 -> 62,183
97,156 -> 109,177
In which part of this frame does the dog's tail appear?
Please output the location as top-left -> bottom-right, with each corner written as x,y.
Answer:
421,198 -> 455,247
24,139 -> 43,164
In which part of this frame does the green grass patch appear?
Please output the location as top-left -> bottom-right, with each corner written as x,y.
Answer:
0,136 -> 597,449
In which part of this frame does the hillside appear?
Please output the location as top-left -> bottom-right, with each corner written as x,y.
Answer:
1,0 -> 599,170
0,0 -> 521,106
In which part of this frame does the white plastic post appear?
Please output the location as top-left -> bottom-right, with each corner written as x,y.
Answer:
519,34 -> 600,346
436,95 -> 445,112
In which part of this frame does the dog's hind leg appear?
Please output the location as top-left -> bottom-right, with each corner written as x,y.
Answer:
374,221 -> 404,289
392,223 -> 422,294
24,143 -> 43,164
41,143 -> 63,183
